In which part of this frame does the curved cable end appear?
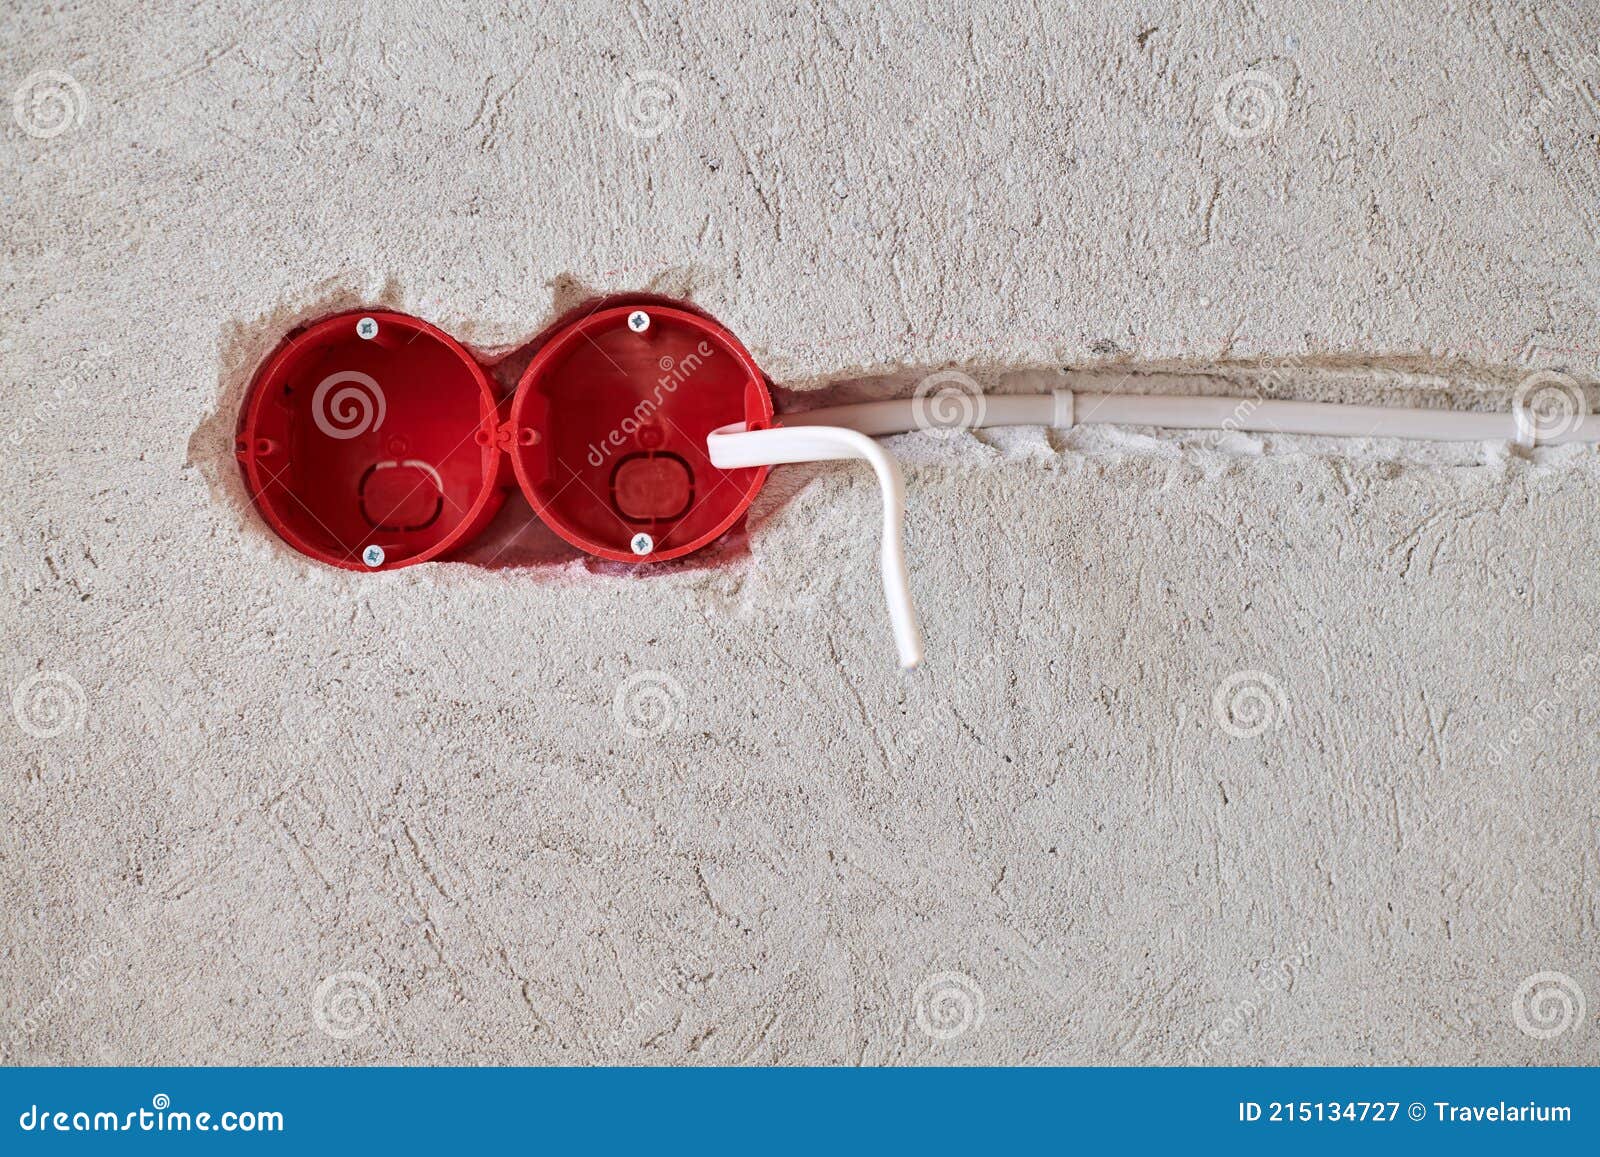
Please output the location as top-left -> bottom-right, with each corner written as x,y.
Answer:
708,422 -> 926,670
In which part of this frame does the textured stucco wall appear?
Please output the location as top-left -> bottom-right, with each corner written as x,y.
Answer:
2,0 -> 1597,1064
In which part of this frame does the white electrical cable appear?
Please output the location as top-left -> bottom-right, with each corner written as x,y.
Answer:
792,390 -> 1600,446
706,422 -> 924,670
710,388 -> 1593,669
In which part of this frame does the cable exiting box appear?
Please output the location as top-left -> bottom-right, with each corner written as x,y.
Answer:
236,297 -> 1594,672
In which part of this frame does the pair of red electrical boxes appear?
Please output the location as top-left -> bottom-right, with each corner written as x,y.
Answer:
236,300 -> 773,569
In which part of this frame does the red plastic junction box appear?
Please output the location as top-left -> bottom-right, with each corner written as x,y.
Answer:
236,300 -> 773,569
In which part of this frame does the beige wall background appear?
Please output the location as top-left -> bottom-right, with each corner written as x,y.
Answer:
2,0 -> 1597,1063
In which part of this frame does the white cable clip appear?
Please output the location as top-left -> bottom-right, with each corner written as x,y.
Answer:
1512,396 -> 1537,447
706,422 -> 925,669
1051,388 -> 1076,429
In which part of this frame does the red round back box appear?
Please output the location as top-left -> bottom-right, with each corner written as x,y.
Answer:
236,301 -> 773,569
